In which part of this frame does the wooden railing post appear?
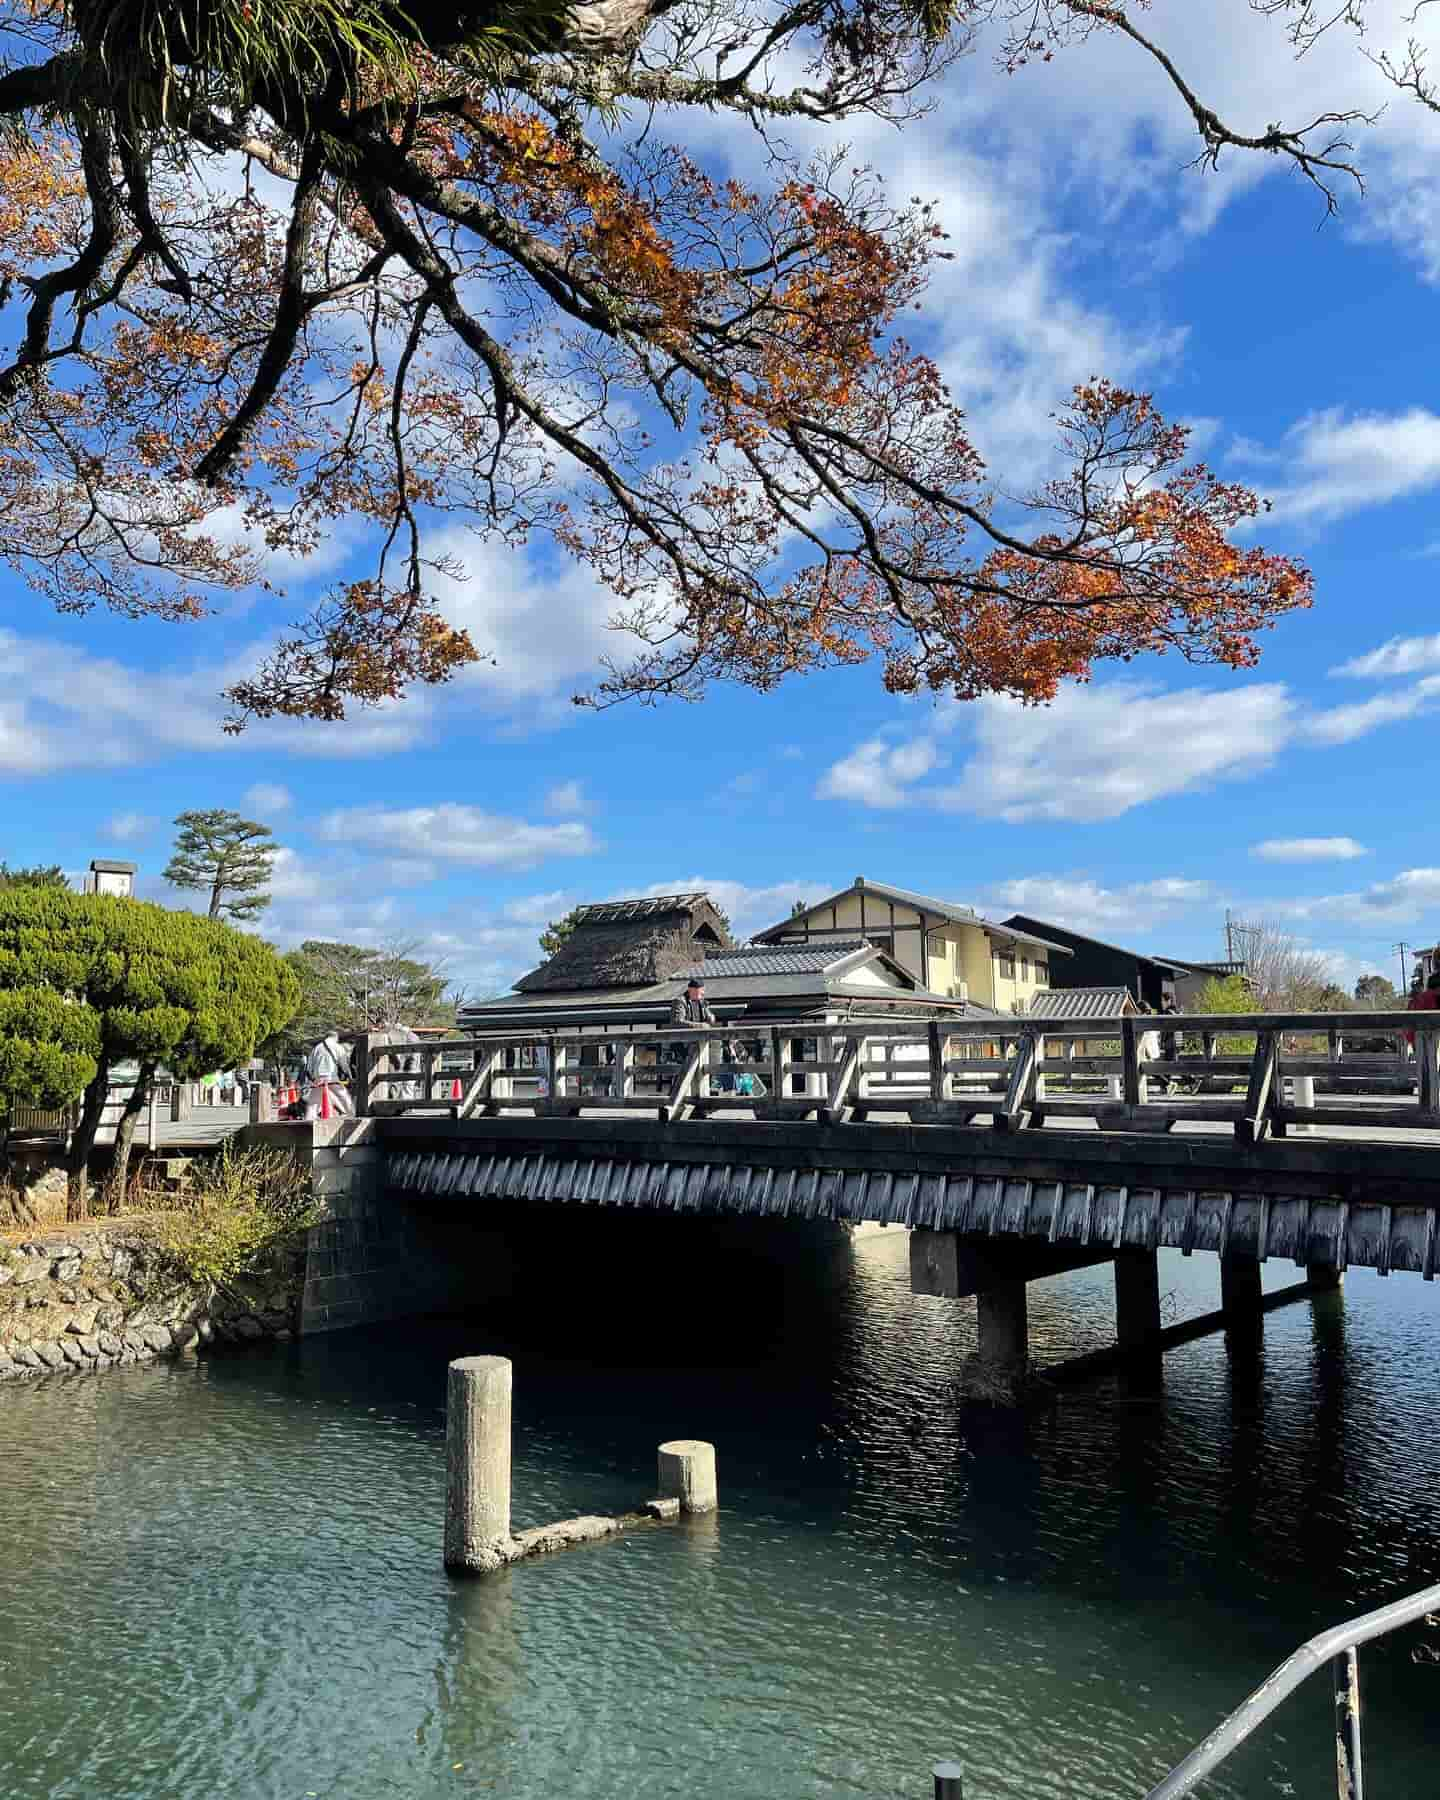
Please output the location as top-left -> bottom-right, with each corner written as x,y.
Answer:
351,1033 -> 372,1117
1121,1017 -> 1140,1108
770,1028 -> 785,1102
457,1043 -> 499,1119
668,1039 -> 705,1120
996,1028 -> 1038,1132
928,1020 -> 944,1106
620,1041 -> 635,1102
1419,1024 -> 1439,1113
552,1038 -> 570,1105
1238,1029 -> 1278,1145
826,1033 -> 861,1124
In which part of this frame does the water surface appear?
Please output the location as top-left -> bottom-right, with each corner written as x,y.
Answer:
2,1216 -> 1437,1799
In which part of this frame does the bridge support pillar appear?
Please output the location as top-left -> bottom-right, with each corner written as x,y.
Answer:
1220,1258 -> 1263,1318
1114,1249 -> 1162,1350
1307,1262 -> 1344,1291
964,1279 -> 1029,1401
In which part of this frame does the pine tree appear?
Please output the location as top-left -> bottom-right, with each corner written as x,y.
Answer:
539,910 -> 580,957
163,810 -> 276,922
0,889 -> 297,1216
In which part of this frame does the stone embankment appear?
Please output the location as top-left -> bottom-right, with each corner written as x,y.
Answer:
0,1223 -> 300,1383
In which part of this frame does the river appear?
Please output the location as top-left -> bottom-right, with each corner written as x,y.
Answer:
2,1217 -> 1437,1800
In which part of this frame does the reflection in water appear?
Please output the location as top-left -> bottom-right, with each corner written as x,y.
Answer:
0,1213 -> 1437,1800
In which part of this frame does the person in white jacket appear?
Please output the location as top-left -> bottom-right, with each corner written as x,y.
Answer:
305,1032 -> 353,1117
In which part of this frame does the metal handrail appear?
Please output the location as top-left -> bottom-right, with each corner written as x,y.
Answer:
1143,1580 -> 1440,1799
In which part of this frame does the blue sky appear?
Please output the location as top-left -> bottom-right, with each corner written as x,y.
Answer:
5,0 -> 1440,999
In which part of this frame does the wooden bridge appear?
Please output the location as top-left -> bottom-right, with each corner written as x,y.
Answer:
348,1009 -> 1440,1393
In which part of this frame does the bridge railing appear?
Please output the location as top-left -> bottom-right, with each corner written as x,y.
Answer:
352,1009 -> 1440,1146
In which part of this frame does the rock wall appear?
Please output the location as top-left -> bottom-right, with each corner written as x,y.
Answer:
2,1119 -> 519,1383
0,1223 -> 301,1382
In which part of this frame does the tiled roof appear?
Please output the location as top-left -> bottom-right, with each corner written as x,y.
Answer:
1024,986 -> 1135,1020
699,941 -> 871,978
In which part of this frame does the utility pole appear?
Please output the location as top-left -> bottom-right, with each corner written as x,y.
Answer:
1395,942 -> 1411,991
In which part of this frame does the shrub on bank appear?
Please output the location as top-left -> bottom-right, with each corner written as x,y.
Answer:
151,1145 -> 320,1309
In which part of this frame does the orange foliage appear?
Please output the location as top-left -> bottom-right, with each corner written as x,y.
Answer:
0,2 -> 1313,725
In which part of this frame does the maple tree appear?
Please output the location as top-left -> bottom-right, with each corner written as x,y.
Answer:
0,0 -> 1317,726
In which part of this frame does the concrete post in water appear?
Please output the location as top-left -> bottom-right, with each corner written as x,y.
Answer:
933,1760 -> 964,1798
1308,1261 -> 1344,1291
657,1439 -> 718,1514
445,1356 -> 513,1572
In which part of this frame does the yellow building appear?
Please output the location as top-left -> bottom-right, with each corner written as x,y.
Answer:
753,877 -> 1070,1014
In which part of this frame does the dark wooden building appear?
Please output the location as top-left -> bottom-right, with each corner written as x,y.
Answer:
1000,915 -> 1210,1011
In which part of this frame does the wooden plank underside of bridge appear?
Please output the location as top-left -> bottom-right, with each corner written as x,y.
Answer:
378,1117 -> 1440,1279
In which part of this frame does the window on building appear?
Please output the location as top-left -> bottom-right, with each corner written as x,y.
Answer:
1034,962 -> 1049,987
1018,957 -> 1030,981
996,953 -> 1016,980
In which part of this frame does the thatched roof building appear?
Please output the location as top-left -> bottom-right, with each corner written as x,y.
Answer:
513,893 -> 730,994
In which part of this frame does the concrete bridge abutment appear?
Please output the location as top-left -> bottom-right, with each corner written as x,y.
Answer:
240,1120 -> 517,1335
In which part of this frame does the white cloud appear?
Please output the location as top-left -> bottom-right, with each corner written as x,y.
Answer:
243,782 -> 293,816
1332,634 -> 1440,679
1251,837 -> 1370,863
316,803 -> 599,870
1236,407 -> 1440,524
101,811 -> 155,842
958,684 -> 1296,822
502,890 -> 575,925
1281,867 -> 1440,927
984,874 -> 1215,937
817,735 -> 947,809
425,530 -> 622,716
818,681 -> 1295,824
0,629 -> 427,775
1301,675 -> 1440,746
543,780 -> 587,816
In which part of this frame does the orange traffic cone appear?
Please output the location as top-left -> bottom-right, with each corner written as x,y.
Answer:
450,1077 -> 463,1101
319,1081 -> 333,1121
